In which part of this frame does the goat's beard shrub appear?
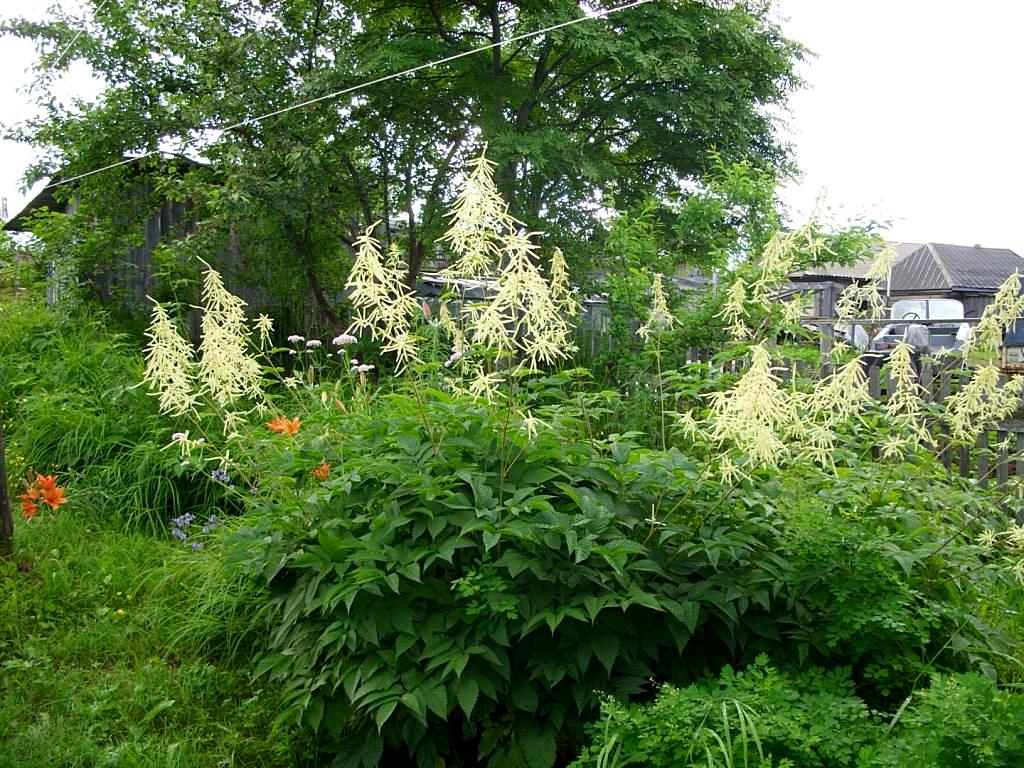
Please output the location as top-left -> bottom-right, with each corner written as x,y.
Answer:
221,382 -> 1008,768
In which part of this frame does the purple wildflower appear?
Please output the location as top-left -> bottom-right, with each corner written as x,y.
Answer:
172,513 -> 195,528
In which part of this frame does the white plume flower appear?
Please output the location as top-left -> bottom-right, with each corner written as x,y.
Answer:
142,301 -> 197,416
197,267 -> 264,407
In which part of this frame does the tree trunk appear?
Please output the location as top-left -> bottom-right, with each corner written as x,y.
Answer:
406,235 -> 426,290
304,262 -> 344,334
0,405 -> 13,556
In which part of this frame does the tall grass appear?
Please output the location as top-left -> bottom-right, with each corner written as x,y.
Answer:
0,508 -> 304,767
1,300 -> 218,533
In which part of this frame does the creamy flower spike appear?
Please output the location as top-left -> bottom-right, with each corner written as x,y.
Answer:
945,363 -> 1024,442
438,149 -> 576,370
142,302 -> 198,416
963,271 -> 1024,359
637,273 -> 674,341
549,248 -> 579,318
720,278 -> 750,340
707,343 -> 797,470
255,314 -> 274,350
463,229 -> 574,368
438,147 -> 513,279
835,244 -> 897,323
345,227 -> 421,371
198,268 -> 264,407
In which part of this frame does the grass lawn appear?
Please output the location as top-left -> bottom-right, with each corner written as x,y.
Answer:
0,510 -> 306,768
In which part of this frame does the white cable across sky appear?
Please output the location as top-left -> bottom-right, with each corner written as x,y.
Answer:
46,0 -> 656,190
5,0 -> 112,128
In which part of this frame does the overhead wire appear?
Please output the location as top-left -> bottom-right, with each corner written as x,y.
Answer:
6,0 -> 113,127
45,0 -> 656,190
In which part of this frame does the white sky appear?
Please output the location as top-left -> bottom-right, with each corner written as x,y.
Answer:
773,0 -> 1024,255
1,0 -> 1022,257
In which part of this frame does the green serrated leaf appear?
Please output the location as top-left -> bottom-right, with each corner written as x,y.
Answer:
419,682 -> 448,719
483,530 -> 500,552
456,676 -> 479,719
375,699 -> 398,732
518,720 -> 557,768
592,631 -> 619,675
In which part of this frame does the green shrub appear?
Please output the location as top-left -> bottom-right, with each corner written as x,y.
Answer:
573,665 -> 1024,768
863,672 -> 1024,767
222,384 -> 1009,768
572,657 -> 875,768
227,389 -> 807,768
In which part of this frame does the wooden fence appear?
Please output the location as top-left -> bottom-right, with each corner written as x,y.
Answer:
676,350 -> 1024,504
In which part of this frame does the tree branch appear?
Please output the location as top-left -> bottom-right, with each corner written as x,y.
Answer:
426,0 -> 457,44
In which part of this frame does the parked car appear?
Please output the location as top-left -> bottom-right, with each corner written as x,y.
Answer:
869,299 -> 969,356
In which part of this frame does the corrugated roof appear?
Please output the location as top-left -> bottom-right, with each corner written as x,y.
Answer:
791,242 -> 920,281
3,156 -> 207,232
888,243 -> 1024,293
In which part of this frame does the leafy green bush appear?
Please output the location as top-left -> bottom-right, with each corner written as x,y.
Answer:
572,657 -> 875,768
773,461 -> 1004,704
221,381 -> 1012,768
573,665 -> 1024,768
227,389 -> 810,767
863,672 -> 1024,767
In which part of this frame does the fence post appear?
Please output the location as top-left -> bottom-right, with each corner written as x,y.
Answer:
977,431 -> 990,488
920,360 -> 934,402
818,322 -> 833,378
997,429 -> 1010,489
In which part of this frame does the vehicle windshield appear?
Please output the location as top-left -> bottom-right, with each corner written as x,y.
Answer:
889,299 -> 964,321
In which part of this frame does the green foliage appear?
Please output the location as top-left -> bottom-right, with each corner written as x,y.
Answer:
671,155 -> 782,272
773,460 -> 1005,705
6,0 -> 802,318
220,370 -> 1018,767
573,658 -> 874,768
0,300 -> 226,532
863,673 -> 1024,767
0,508 -> 304,767
227,389 -> 814,767
574,664 -> 1024,768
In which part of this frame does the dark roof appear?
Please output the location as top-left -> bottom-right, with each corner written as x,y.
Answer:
3,155 -> 206,232
791,242 -> 920,281
2,184 -> 61,232
889,243 -> 1024,293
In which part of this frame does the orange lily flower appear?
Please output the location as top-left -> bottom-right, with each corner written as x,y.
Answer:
266,416 -> 301,436
311,462 -> 330,481
17,472 -> 69,519
20,498 -> 39,519
36,474 -> 59,492
43,485 -> 68,509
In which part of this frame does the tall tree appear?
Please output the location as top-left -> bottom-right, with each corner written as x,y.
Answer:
4,0 -> 802,324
